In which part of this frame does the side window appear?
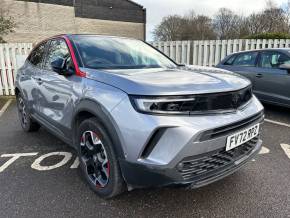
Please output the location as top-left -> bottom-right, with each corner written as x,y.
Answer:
224,55 -> 236,65
232,52 -> 258,67
259,52 -> 290,68
44,39 -> 73,71
28,43 -> 46,68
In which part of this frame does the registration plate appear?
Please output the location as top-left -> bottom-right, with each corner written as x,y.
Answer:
226,124 -> 260,151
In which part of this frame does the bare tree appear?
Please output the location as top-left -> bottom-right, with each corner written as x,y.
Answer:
183,12 -> 216,40
246,1 -> 289,35
153,1 -> 290,41
153,11 -> 216,41
213,8 -> 243,39
152,15 -> 185,41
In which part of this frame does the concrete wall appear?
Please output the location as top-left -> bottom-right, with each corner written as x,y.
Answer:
2,0 -> 145,43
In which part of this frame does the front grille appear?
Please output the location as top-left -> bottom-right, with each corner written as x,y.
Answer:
180,86 -> 253,114
177,137 -> 258,181
199,111 -> 264,141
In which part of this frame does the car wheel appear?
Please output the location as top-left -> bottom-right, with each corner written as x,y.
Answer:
77,118 -> 126,199
16,94 -> 40,132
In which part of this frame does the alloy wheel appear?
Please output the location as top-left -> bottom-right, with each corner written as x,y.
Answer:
80,131 -> 110,188
18,97 -> 28,127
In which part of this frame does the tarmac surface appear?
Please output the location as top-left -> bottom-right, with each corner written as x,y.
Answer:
0,100 -> 289,218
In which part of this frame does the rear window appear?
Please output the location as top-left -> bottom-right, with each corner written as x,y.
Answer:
259,51 -> 290,68
28,42 -> 47,67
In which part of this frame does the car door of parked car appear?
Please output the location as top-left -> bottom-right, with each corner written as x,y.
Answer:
254,51 -> 290,106
218,51 -> 259,89
36,38 -> 77,138
19,41 -> 47,115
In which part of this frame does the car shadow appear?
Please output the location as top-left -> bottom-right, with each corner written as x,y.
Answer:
93,169 -> 262,216
263,102 -> 290,124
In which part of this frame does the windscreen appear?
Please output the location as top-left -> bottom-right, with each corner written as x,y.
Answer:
72,35 -> 177,70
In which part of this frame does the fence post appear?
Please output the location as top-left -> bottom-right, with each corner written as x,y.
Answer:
4,44 -> 15,95
203,40 -> 208,66
214,40 -> 221,65
11,44 -> 17,80
163,41 -> 169,56
245,39 -> 250,50
197,41 -> 202,66
220,40 -> 226,61
192,41 -> 198,65
268,39 -> 272,48
0,44 -> 9,95
262,39 -> 267,49
233,39 -> 238,53
176,41 -> 181,63
169,41 -> 174,60
279,39 -> 285,48
256,39 -> 261,49
273,39 -> 279,48
226,39 -> 232,56
209,40 -> 214,67
180,41 -> 191,65
186,41 -> 191,65
286,39 -> 290,47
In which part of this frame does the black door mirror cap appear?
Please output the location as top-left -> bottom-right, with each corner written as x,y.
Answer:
51,57 -> 65,74
51,58 -> 74,76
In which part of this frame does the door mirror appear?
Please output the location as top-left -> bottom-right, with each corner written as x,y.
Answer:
279,64 -> 290,73
51,57 -> 65,74
51,57 -> 74,76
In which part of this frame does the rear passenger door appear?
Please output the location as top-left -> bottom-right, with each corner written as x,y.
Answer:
220,52 -> 259,88
20,41 -> 47,114
254,51 -> 290,105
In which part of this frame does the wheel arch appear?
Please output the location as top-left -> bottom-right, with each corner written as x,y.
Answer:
14,86 -> 28,101
72,99 -> 126,160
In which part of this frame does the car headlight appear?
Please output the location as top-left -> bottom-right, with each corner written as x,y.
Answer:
130,86 -> 253,115
130,96 -> 196,115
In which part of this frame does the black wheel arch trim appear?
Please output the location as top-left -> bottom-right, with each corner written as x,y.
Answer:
15,85 -> 27,99
15,86 -> 32,114
72,99 -> 126,160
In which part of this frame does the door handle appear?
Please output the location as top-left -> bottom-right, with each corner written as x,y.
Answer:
33,77 -> 43,85
256,73 -> 263,78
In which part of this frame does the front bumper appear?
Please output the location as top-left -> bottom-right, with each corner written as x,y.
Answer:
120,138 -> 262,188
111,95 -> 264,188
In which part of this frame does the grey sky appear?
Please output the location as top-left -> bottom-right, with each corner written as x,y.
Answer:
134,0 -> 287,40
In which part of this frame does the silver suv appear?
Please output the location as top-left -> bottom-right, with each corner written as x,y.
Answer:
15,35 -> 264,198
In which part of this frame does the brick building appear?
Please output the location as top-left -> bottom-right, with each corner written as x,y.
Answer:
2,0 -> 146,43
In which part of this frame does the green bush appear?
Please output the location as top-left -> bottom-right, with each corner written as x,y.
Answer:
243,32 -> 290,39
0,36 -> 5,43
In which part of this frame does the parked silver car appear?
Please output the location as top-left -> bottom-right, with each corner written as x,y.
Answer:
217,49 -> 290,108
15,35 -> 264,198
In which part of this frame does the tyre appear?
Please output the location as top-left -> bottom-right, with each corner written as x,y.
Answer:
16,94 -> 40,132
77,118 -> 126,199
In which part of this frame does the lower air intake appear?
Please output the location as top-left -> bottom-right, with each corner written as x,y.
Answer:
177,137 -> 258,181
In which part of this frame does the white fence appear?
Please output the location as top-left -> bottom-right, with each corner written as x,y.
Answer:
152,39 -> 290,66
0,43 -> 33,95
1,39 -> 290,95
152,41 -> 192,65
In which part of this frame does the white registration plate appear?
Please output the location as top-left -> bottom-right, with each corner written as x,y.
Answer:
226,124 -> 260,151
